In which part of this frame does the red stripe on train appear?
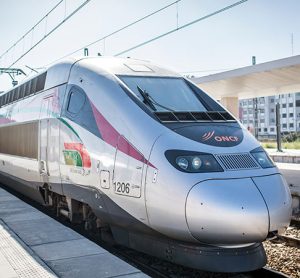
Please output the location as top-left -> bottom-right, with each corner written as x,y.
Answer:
90,102 -> 155,168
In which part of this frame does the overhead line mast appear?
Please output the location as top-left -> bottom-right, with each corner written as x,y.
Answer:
0,68 -> 26,87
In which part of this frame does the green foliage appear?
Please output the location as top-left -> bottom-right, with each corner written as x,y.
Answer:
261,132 -> 300,149
282,141 -> 300,150
262,142 -> 276,149
282,132 -> 300,143
261,140 -> 300,150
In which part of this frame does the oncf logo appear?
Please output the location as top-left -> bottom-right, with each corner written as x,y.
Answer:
215,136 -> 239,142
202,131 -> 239,142
202,131 -> 215,141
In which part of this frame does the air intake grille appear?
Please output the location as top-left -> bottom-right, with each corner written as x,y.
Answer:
215,153 -> 259,170
154,111 -> 236,122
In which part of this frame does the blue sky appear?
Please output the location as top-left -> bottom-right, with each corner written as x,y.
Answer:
0,0 -> 299,91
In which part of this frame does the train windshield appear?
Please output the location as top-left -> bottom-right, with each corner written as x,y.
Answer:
119,76 -> 208,112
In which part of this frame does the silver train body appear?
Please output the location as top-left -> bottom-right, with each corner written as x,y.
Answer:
0,57 -> 292,272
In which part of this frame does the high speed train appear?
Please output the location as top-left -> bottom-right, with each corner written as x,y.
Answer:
0,57 -> 292,272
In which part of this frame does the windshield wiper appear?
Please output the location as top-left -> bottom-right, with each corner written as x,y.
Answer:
137,85 -> 174,112
137,85 -> 157,111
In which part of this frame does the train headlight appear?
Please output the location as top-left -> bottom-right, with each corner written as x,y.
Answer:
192,156 -> 202,170
251,147 -> 275,168
166,150 -> 223,173
176,157 -> 189,170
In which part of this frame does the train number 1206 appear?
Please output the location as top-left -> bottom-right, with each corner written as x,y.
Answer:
114,182 -> 130,194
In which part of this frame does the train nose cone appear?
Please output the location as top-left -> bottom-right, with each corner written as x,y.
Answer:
186,178 -> 269,245
252,174 -> 292,234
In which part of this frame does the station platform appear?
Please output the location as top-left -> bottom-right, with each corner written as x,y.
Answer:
266,148 -> 300,164
277,162 -> 300,194
0,186 -> 147,278
276,162 -> 300,216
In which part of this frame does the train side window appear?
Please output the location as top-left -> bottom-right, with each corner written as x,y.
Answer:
67,89 -> 86,115
19,85 -> 25,99
24,81 -> 31,97
64,86 -> 100,138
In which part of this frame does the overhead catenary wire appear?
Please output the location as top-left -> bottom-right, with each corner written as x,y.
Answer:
115,0 -> 248,56
45,0 -> 182,67
44,0 -> 247,67
0,0 -> 64,60
6,0 -> 92,70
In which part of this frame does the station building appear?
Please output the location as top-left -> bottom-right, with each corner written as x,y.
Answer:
239,93 -> 300,138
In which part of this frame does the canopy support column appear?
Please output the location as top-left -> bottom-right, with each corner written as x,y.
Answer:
220,97 -> 239,118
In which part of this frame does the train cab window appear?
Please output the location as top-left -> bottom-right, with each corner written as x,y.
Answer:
119,76 -> 226,113
67,89 -> 86,114
120,76 -> 208,112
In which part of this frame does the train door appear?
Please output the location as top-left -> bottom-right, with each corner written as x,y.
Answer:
40,97 -> 51,181
39,95 -> 62,194
112,135 -> 148,224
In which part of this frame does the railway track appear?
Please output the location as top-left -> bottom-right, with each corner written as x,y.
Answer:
252,268 -> 290,278
290,218 -> 300,228
273,234 -> 300,248
270,221 -> 300,248
0,183 -> 293,278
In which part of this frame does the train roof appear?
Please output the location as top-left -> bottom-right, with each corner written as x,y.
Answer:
2,56 -> 180,92
0,57 -> 181,108
73,56 -> 181,77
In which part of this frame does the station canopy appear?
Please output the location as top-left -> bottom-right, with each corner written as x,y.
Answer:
192,55 -> 300,100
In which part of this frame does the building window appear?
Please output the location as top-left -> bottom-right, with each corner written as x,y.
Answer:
264,128 -> 267,132
282,124 -> 287,128
289,113 -> 294,117
282,103 -> 286,108
270,127 -> 275,132
289,103 -> 293,107
290,123 -> 294,128
270,98 -> 275,103
296,100 -> 300,107
270,118 -> 275,123
282,113 -> 287,118
258,128 -> 261,132
271,108 -> 274,113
